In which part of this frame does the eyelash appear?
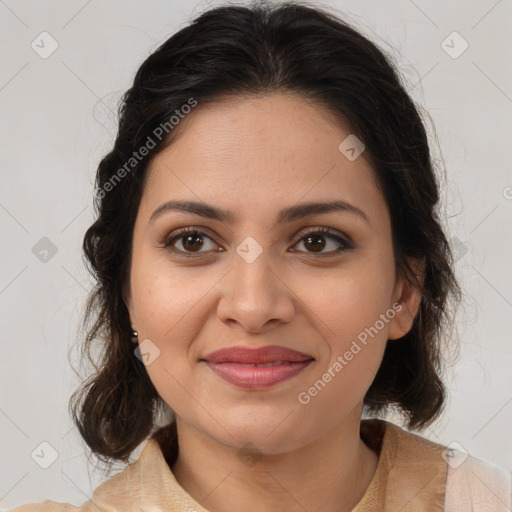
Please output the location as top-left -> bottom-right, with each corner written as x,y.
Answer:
160,226 -> 353,258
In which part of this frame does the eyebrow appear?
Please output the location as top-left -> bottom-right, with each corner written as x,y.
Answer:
149,199 -> 370,225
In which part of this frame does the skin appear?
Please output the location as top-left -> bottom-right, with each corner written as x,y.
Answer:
125,92 -> 422,512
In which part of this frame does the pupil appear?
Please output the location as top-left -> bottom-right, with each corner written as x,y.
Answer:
184,234 -> 203,251
306,235 -> 325,252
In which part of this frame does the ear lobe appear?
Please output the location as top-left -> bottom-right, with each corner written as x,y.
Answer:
388,259 -> 424,340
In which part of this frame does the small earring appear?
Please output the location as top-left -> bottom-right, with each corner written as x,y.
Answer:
130,328 -> 138,343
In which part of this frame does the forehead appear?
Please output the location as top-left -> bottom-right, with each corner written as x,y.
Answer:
141,93 -> 386,225
151,92 -> 359,168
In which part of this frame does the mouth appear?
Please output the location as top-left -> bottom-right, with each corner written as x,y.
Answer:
202,345 -> 314,364
201,345 -> 315,389
204,360 -> 314,389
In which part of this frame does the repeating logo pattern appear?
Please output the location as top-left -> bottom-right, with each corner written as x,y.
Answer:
1,1 -> 510,509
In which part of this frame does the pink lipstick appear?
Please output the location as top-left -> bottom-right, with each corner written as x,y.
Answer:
202,345 -> 314,389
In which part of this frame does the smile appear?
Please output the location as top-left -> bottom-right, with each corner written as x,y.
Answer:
205,359 -> 314,389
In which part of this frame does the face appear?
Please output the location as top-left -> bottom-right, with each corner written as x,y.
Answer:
125,93 -> 420,454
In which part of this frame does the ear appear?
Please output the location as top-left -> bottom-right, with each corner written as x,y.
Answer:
387,258 -> 424,340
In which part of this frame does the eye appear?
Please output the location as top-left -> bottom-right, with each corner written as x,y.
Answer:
290,227 -> 352,255
162,227 -> 221,255
161,226 -> 352,257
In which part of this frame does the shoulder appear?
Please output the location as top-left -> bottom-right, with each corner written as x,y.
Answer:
7,496 -> 117,511
385,420 -> 512,510
6,438 -> 175,511
361,418 -> 511,511
444,449 -> 512,511
7,500 -> 82,511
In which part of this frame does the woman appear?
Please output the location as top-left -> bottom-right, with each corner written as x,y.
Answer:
11,1 -> 511,511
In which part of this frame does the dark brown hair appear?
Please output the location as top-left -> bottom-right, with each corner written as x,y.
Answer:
69,0 -> 460,471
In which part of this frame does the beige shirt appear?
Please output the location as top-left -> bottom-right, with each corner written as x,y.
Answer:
9,418 -> 512,511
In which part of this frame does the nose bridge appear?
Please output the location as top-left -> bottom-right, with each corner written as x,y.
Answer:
232,243 -> 278,301
217,241 -> 295,330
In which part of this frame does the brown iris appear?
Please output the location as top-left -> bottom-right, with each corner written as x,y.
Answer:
304,234 -> 326,252
183,233 -> 204,252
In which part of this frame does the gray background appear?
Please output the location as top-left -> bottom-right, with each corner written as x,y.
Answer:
1,0 -> 511,508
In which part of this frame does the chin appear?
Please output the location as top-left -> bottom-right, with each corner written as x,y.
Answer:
211,415 -> 312,455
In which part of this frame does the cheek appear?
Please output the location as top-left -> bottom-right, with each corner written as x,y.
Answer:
295,279 -> 391,415
301,260 -> 395,337
129,260 -> 222,402
298,260 -> 394,384
131,256 -> 220,337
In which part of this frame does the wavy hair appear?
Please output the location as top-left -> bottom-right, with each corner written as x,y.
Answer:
69,0 -> 460,471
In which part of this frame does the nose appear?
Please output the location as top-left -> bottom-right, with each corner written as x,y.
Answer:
216,249 -> 295,333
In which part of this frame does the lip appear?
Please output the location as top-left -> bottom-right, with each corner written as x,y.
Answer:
202,345 -> 314,390
203,345 -> 313,364
205,360 -> 314,389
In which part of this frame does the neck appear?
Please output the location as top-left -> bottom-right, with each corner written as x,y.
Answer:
171,411 -> 379,512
